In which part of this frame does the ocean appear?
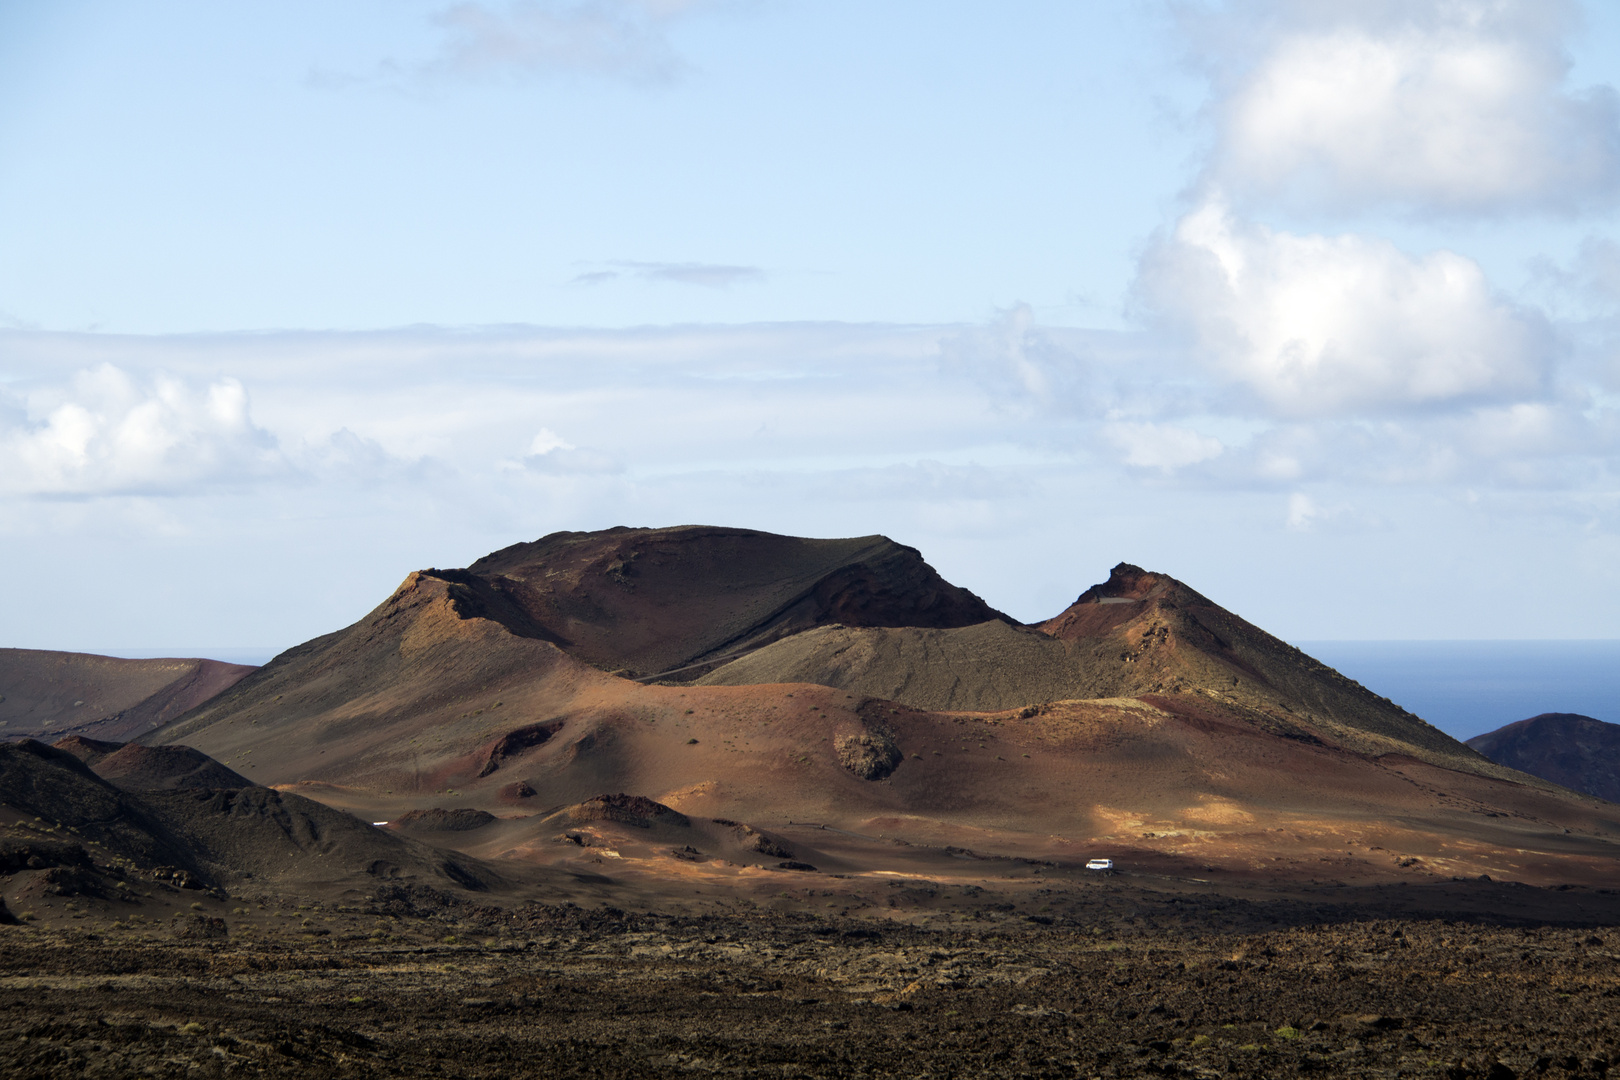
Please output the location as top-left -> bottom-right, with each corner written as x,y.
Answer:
1297,640 -> 1620,743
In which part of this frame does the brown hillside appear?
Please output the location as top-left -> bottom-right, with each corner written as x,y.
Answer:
702,562 -> 1491,776
149,567 -> 621,788
0,649 -> 255,742
1038,562 -> 1484,769
1469,714 -> 1620,802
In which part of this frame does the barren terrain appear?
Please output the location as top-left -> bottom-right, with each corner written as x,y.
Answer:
6,526 -> 1620,1076
5,883 -> 1620,1078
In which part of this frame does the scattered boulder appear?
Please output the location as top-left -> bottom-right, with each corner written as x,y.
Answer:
37,865 -> 108,898
499,779 -> 536,801
836,730 -> 902,781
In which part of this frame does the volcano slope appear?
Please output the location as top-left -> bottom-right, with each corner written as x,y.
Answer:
0,649 -> 254,743
145,529 -> 1620,906
699,562 -> 1484,774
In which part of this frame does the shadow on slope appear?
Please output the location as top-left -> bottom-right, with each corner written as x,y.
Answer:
0,740 -> 503,901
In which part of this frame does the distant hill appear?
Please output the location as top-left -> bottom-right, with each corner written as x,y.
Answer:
0,649 -> 255,742
1467,713 -> 1620,802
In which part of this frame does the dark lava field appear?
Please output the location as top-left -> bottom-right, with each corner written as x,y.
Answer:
4,884 -> 1620,1079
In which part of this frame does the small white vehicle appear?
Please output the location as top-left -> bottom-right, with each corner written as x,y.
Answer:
1085,858 -> 1114,872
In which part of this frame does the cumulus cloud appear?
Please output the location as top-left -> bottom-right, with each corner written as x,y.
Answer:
1196,0 -> 1620,214
419,0 -> 715,84
0,365 -> 281,497
1135,199 -> 1553,416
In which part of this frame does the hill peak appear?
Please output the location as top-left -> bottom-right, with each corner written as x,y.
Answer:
461,524 -> 1011,678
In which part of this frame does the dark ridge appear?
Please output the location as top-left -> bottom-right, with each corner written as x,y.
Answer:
1468,713 -> 1620,802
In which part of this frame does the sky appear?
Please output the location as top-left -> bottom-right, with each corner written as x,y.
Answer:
3,0 -> 1620,660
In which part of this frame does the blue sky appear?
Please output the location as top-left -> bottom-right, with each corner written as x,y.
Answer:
3,0 -> 1620,657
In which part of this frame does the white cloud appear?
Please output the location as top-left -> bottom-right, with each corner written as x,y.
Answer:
291,427 -> 432,485
1136,199 -> 1552,416
571,261 -> 766,288
0,365 -> 281,497
1199,0 -> 1620,214
938,303 -> 1085,403
1103,421 -> 1224,473
1285,491 -> 1318,530
420,0 -> 715,84
520,426 -> 622,474
527,427 -> 573,454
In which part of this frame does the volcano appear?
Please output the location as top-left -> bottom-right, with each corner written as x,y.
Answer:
134,526 -> 1620,896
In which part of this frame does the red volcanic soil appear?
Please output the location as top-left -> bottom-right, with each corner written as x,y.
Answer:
0,649 -> 254,742
1469,713 -> 1620,801
138,529 -> 1620,904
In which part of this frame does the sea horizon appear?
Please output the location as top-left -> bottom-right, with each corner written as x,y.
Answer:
1298,640 -> 1620,743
